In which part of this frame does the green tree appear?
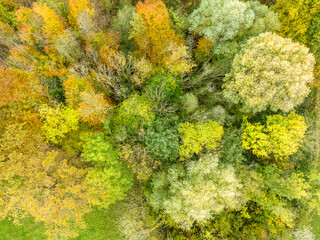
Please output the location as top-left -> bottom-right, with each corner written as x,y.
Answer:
112,93 -> 155,135
189,0 -> 255,42
272,0 -> 320,86
189,0 -> 280,46
239,164 -> 312,231
145,117 -> 179,162
81,133 -> 133,207
147,154 -> 243,230
0,0 -> 18,27
223,32 -> 315,113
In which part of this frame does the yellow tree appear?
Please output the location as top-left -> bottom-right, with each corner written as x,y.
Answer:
242,112 -> 307,168
78,90 -> 114,126
130,0 -> 193,75
0,123 -> 107,239
32,2 -> 65,44
272,0 -> 320,86
0,67 -> 44,106
14,4 -> 68,78
68,0 -> 93,23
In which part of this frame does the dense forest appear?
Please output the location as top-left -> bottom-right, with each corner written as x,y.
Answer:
0,0 -> 319,239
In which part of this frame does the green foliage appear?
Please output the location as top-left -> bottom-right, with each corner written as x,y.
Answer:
145,117 -> 179,162
39,104 -> 80,144
147,154 -> 243,230
169,7 -> 189,37
113,93 -> 155,134
178,120 -> 223,159
210,0 -> 280,65
181,93 -> 198,114
272,0 -> 320,46
85,166 -> 133,207
245,1 -> 280,38
143,76 -> 180,117
242,112 -> 307,167
81,133 -> 120,167
189,0 -> 255,42
223,32 -> 315,113
112,4 -> 135,41
221,127 -> 246,165
189,0 -> 280,43
81,133 -> 133,207
40,76 -> 65,102
238,165 -> 308,230
121,143 -> 160,181
0,1 -> 18,27
145,74 -> 181,104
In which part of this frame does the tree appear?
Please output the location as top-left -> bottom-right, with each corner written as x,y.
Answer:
242,112 -> 307,167
112,93 -> 155,135
0,123 -> 110,239
145,117 -> 179,162
147,154 -> 243,230
81,133 -> 133,207
68,0 -> 93,25
39,104 -> 80,144
121,143 -> 161,181
178,120 -> 223,159
272,0 -> 320,86
78,90 -> 114,126
0,0 -> 18,27
189,0 -> 280,44
32,2 -> 65,43
189,0 -> 255,43
63,74 -> 93,108
272,0 -> 320,47
130,0 -> 193,75
0,67 -> 44,106
223,32 -> 315,113
239,164 -> 312,232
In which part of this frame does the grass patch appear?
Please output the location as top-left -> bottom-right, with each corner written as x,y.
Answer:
312,213 -> 320,238
74,203 -> 125,240
0,217 -> 46,240
0,202 -> 125,240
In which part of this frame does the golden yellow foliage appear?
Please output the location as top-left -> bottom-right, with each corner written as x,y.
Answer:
33,3 -> 65,43
78,90 -> 114,126
131,0 -> 194,74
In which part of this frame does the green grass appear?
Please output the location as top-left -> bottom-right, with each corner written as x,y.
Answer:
312,213 -> 320,238
0,218 -> 46,240
0,202 -> 125,240
74,203 -> 125,240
